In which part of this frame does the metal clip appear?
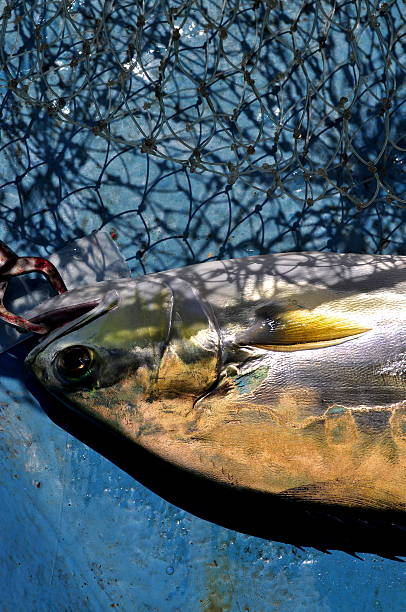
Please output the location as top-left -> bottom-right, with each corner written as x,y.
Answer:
0,241 -> 67,334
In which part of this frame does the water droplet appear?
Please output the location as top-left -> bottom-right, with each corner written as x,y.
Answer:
70,246 -> 82,260
166,566 -> 174,575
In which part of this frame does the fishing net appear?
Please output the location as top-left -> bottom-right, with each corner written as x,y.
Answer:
1,0 -> 406,274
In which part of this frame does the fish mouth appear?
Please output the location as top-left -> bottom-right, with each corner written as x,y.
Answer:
24,278 -> 132,334
25,277 -> 175,367
24,277 -> 151,354
25,289 -> 120,367
29,300 -> 100,330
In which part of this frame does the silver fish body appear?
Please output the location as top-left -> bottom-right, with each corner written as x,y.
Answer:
26,252 -> 406,513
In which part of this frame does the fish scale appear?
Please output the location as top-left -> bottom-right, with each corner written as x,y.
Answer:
25,252 -> 406,516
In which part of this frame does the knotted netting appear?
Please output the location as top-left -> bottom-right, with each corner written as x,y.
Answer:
1,0 -> 406,274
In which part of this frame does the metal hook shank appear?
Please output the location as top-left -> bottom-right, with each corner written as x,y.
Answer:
0,241 -> 67,334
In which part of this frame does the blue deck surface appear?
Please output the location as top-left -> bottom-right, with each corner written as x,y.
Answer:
1,1 -> 406,609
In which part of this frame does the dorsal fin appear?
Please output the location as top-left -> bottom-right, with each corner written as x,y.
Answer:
237,305 -> 370,352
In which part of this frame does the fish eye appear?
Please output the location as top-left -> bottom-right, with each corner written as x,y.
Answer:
55,345 -> 95,382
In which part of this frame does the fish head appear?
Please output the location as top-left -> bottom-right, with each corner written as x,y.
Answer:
26,278 -> 221,447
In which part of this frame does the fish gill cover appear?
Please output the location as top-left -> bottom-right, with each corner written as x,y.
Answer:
0,0 -> 406,269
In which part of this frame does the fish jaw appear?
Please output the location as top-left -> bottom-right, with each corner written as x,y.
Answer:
26,276 -> 223,455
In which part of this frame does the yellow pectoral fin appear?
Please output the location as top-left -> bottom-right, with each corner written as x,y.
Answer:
253,334 -> 365,352
241,308 -> 370,351
271,310 -> 370,344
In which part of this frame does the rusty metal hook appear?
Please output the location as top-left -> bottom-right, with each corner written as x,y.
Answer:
0,241 -> 67,334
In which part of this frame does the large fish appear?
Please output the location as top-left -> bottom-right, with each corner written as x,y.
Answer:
26,252 -> 406,519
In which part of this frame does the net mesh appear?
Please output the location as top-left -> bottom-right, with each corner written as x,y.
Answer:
1,0 -> 406,274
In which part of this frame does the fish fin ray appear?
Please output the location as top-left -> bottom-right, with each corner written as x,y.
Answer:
279,480 -> 406,512
237,304 -> 370,349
